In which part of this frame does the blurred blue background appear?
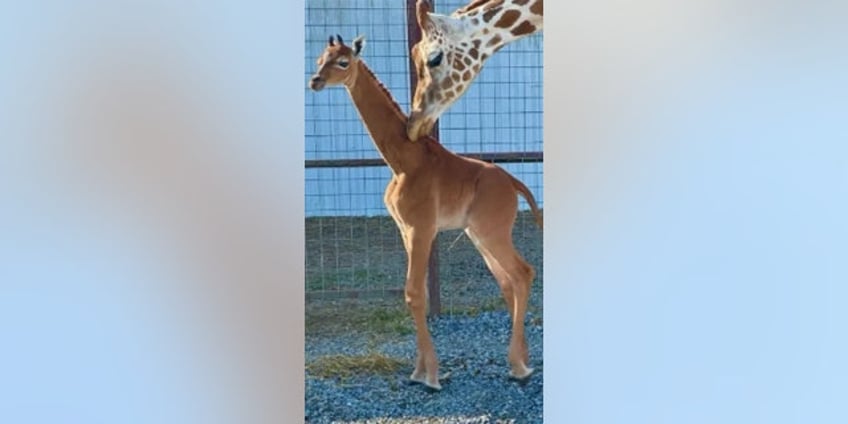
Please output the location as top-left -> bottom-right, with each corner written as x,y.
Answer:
1,0 -> 846,423
545,1 -> 848,423
1,1 -> 302,423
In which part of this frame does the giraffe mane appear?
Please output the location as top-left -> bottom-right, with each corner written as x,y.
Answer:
357,60 -> 408,122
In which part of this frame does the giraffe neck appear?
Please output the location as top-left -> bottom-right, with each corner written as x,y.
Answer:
456,0 -> 543,57
345,61 -> 422,175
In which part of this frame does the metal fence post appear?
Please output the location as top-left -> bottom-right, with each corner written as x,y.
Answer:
406,0 -> 441,317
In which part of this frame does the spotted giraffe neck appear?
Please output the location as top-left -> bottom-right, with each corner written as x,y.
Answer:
453,0 -> 543,57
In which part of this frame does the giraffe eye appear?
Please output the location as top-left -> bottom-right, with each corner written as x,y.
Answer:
426,51 -> 443,68
336,59 -> 349,68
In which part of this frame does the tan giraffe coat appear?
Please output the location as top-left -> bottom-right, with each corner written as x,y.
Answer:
309,34 -> 542,391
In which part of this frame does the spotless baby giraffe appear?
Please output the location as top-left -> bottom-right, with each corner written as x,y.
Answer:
309,34 -> 542,391
407,0 -> 543,141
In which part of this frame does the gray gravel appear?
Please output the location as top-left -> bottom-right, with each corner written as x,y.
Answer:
305,310 -> 543,424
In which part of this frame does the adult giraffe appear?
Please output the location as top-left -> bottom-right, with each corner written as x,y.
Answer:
407,0 -> 543,141
309,34 -> 542,391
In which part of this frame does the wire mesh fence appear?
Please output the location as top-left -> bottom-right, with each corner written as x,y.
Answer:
304,0 -> 543,310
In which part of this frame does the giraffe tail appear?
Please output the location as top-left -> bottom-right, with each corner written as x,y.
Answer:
510,175 -> 543,230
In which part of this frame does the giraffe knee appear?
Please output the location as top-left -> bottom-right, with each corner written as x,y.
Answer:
525,263 -> 535,284
512,257 -> 533,279
405,286 -> 425,309
514,262 -> 534,293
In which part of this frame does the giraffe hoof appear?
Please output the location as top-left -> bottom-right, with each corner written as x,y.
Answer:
423,382 -> 443,393
407,377 -> 442,392
508,367 -> 535,384
407,371 -> 451,391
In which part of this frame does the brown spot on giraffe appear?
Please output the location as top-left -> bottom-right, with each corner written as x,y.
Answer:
511,20 -> 537,36
473,39 -> 482,49
471,18 -> 479,25
441,77 -> 453,90
468,47 -> 479,59
483,8 -> 500,23
462,70 -> 472,81
450,72 -> 461,82
487,35 -> 503,47
514,0 -> 531,4
495,10 -> 521,29
464,57 -> 473,66
530,0 -> 543,15
454,59 -> 466,72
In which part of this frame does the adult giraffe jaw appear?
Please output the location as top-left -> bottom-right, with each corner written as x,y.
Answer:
407,110 -> 438,141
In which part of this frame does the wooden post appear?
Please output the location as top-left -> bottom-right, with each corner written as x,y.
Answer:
406,0 -> 441,317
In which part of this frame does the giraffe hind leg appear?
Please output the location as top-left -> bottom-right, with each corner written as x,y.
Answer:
467,225 -> 535,380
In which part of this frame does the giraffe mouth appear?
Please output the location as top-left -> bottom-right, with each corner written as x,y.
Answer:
407,110 -> 435,141
309,75 -> 326,91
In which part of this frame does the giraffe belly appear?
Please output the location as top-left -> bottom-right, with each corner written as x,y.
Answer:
436,204 -> 470,231
437,214 -> 468,231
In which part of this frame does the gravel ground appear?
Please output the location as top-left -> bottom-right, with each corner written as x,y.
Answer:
306,310 -> 543,424
306,211 -> 543,423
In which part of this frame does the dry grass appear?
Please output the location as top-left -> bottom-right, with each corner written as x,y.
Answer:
305,299 -> 414,336
306,295 -> 542,339
307,352 -> 409,379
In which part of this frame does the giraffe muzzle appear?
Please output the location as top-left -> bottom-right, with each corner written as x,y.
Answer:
407,110 -> 436,141
309,75 -> 326,91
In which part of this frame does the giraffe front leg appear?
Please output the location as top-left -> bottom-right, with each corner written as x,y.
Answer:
402,227 -> 444,391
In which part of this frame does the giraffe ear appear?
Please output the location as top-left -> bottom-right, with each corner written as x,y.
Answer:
416,0 -> 434,30
352,35 -> 366,57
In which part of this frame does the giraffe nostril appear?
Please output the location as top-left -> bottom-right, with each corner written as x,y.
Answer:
309,75 -> 326,91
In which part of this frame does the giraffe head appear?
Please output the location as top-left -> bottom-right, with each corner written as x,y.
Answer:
407,1 -> 480,141
407,0 -> 543,141
309,34 -> 366,92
